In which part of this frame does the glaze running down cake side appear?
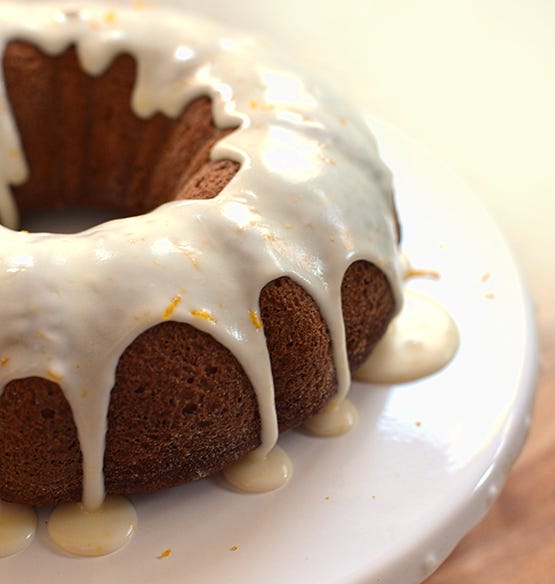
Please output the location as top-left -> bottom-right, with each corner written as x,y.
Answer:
0,0 -> 404,539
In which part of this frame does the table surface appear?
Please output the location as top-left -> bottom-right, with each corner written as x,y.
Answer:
202,2 -> 555,581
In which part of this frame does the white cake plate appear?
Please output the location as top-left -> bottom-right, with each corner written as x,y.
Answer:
0,104 -> 538,582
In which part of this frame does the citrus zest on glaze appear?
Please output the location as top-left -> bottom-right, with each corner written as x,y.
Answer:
249,310 -> 263,330
162,295 -> 182,319
46,369 -> 63,383
190,309 -> 217,324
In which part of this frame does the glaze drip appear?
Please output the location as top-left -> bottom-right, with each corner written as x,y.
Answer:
48,495 -> 137,556
0,501 -> 37,557
223,446 -> 293,493
355,289 -> 459,384
0,1 -> 403,511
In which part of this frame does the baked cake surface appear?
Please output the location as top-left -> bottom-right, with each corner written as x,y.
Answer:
0,1 -> 402,509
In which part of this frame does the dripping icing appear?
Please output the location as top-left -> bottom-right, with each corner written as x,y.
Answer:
223,446 -> 293,493
0,0 -> 403,518
303,398 -> 358,436
48,495 -> 137,557
355,289 -> 459,384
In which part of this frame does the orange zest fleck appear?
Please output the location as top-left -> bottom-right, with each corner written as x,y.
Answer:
47,370 -> 63,382
405,267 -> 440,281
1,357 -> 9,367
190,309 -> 216,324
163,295 -> 182,319
230,545 -> 238,552
249,310 -> 263,330
158,548 -> 172,559
179,246 -> 200,270
249,100 -> 273,111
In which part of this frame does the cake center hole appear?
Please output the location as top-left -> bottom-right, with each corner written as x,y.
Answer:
20,207 -> 126,234
4,43 -> 239,236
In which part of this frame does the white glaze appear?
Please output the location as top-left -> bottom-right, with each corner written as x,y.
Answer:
0,0 -> 402,513
354,289 -> 459,384
303,398 -> 358,436
223,445 -> 292,493
47,495 -> 137,556
0,501 -> 37,557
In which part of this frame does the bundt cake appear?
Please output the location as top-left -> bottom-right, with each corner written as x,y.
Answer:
0,0 -> 403,518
